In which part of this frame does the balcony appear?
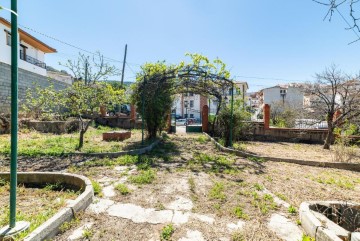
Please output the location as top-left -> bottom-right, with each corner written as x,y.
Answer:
20,50 -> 46,69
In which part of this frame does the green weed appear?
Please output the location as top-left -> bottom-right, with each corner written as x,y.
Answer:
209,182 -> 226,201
233,206 -> 249,220
115,183 -> 131,195
129,169 -> 156,185
91,180 -> 102,196
160,224 -> 174,241
288,205 -> 297,215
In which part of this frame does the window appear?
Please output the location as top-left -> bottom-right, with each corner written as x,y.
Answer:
190,114 -> 194,118
190,100 -> 194,108
184,100 -> 188,108
184,114 -> 188,118
5,31 -> 11,46
189,92 -> 194,96
280,89 -> 286,95
20,45 -> 26,60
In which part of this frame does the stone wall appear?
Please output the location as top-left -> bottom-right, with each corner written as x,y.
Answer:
0,62 -> 70,114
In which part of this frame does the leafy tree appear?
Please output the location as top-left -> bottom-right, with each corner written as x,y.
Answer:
216,99 -> 251,146
22,83 -> 60,120
131,62 -> 176,139
305,65 -> 360,149
60,81 -> 125,150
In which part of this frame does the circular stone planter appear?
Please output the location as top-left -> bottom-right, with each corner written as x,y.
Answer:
103,130 -> 131,141
0,172 -> 94,241
300,201 -> 360,241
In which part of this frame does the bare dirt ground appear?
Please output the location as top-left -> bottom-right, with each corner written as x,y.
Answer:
1,134 -> 359,240
235,141 -> 360,163
0,180 -> 78,240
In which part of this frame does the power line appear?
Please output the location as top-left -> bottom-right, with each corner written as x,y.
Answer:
7,18 -> 142,66
334,7 -> 360,44
234,75 -> 308,83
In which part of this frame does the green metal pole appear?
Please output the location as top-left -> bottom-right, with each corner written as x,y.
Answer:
10,0 -> 18,228
229,83 -> 234,148
141,78 -> 145,145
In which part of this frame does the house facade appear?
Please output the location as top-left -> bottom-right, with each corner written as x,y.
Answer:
258,84 -> 304,108
0,18 -> 70,113
172,81 -> 249,119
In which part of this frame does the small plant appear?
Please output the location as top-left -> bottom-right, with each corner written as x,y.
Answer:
275,192 -> 287,201
160,224 -> 174,241
233,206 -> 249,220
82,228 -> 93,239
296,219 -> 302,225
59,218 -> 80,233
197,135 -> 208,144
115,183 -> 131,195
288,205 -> 297,215
188,177 -> 196,193
254,183 -> 264,191
155,202 -> 166,210
302,234 -> 315,241
91,180 -> 102,197
209,182 -> 226,201
247,156 -> 265,163
129,169 -> 156,185
231,231 -> 245,241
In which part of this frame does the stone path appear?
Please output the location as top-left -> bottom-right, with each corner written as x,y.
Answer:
65,164 -> 303,241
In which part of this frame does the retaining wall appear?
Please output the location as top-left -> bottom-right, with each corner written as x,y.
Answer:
0,62 -> 70,114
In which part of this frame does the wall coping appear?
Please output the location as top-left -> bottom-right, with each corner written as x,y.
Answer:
0,172 -> 93,241
300,201 -> 360,240
203,132 -> 360,172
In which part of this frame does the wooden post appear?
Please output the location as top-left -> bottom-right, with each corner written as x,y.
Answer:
202,105 -> 209,133
264,104 -> 270,130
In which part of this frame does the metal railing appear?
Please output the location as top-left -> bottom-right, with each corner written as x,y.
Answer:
19,50 -> 46,69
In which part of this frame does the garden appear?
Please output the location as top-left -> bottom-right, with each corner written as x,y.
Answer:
0,53 -> 359,240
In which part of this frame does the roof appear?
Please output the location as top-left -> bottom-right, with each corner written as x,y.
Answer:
0,18 -> 57,53
234,81 -> 249,89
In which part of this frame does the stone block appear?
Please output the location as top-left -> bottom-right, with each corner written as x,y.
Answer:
103,131 -> 131,141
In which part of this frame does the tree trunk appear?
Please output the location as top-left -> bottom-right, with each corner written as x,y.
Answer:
323,122 -> 334,150
76,117 -> 92,151
211,98 -> 222,136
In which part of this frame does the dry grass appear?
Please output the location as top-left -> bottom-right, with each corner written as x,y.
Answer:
235,141 -> 360,163
0,180 -> 78,240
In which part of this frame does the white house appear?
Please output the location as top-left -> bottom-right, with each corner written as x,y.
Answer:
0,17 -> 57,76
258,84 -> 304,107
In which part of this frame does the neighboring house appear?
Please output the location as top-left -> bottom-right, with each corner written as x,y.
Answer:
258,84 -> 304,107
172,81 -> 249,119
47,70 -> 73,85
0,17 -> 56,76
0,17 -> 70,113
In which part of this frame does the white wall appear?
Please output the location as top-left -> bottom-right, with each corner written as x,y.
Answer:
263,86 -> 304,107
0,23 -> 46,76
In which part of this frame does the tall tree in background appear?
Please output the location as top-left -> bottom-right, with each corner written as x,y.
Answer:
61,52 -> 119,85
314,0 -> 360,43
305,65 -> 360,149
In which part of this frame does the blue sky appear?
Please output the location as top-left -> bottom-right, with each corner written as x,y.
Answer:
1,0 -> 360,92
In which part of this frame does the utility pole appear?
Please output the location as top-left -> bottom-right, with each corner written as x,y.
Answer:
121,44 -> 127,87
84,58 -> 88,85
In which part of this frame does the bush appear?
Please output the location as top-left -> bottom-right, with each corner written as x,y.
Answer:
215,106 -> 251,146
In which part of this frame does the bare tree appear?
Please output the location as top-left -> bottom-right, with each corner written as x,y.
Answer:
61,52 -> 119,85
313,0 -> 360,43
305,65 -> 360,149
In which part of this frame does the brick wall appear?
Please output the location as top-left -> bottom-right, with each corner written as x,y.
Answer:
0,62 -> 70,113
